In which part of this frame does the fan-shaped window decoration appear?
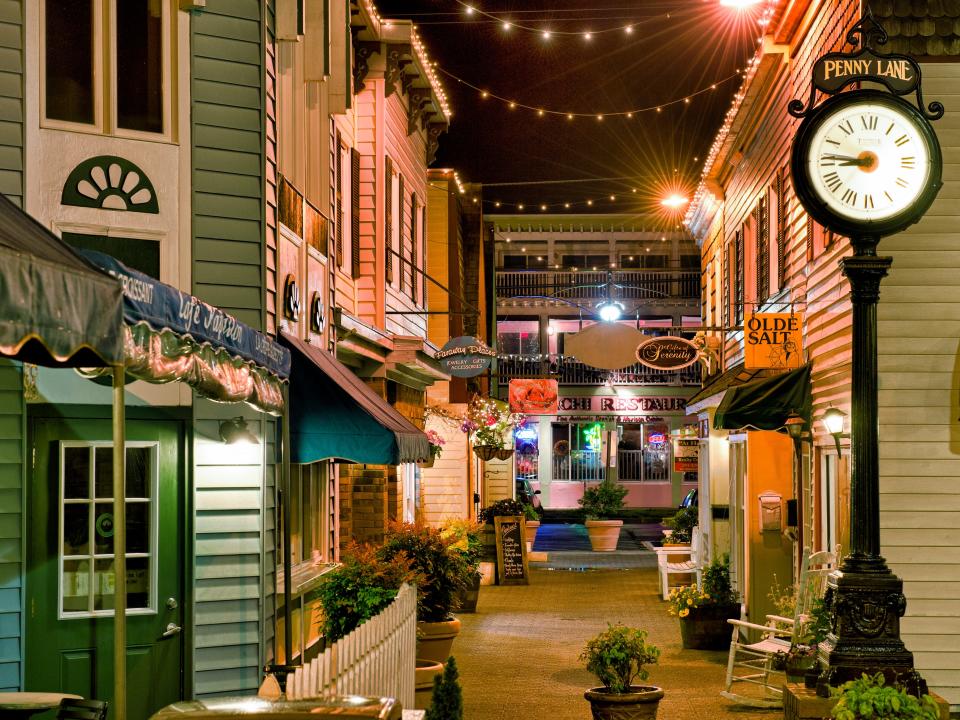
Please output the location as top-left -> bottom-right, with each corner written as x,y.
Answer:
61,156 -> 159,214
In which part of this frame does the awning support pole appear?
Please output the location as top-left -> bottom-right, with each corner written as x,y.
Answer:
112,365 -> 127,720
281,385 -> 293,667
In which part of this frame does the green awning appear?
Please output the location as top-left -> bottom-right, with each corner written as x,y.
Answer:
281,331 -> 430,465
714,363 -> 812,431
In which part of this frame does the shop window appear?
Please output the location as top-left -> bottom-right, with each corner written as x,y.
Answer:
43,0 -> 169,137
282,462 -> 337,566
615,422 -> 670,482
60,442 -> 157,617
497,319 -> 540,355
551,421 -> 605,483
502,255 -> 528,270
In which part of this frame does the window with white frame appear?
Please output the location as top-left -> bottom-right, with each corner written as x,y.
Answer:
43,0 -> 169,136
60,442 -> 158,617
282,462 -> 337,566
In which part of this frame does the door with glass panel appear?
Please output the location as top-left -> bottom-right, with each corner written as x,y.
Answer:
26,418 -> 183,719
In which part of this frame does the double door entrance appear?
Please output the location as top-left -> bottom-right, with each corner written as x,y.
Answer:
25,417 -> 184,719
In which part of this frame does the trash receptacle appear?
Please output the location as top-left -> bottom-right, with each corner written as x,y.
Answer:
148,695 -> 402,720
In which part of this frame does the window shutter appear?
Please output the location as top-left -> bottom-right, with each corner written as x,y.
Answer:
756,196 -> 769,302
410,192 -> 418,301
723,244 -> 731,329
776,168 -> 786,289
335,131 -> 343,268
385,156 -> 393,284
351,148 -> 361,279
806,215 -> 814,261
398,174 -> 406,292
734,230 -> 744,324
421,205 -> 428,308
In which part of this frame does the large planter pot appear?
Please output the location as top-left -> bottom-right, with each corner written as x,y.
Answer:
584,686 -> 664,720
524,520 -> 540,551
414,658 -> 444,710
457,573 -> 481,613
678,603 -> 740,650
473,445 -> 499,461
416,617 -> 461,664
585,519 -> 623,552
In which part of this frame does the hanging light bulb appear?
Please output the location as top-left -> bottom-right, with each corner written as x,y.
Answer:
502,20 -> 511,31
584,32 -> 592,41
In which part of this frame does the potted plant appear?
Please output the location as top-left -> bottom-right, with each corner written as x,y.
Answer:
378,522 -> 472,663
523,503 -> 541,551
420,430 -> 445,468
785,594 -> 833,684
830,672 -> 940,720
579,480 -> 628,552
316,542 -> 421,643
662,506 -> 699,545
667,554 -> 739,650
441,519 -> 483,613
461,396 -> 523,460
581,623 -> 663,720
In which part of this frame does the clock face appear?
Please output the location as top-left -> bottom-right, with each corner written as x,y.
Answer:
805,98 -> 934,223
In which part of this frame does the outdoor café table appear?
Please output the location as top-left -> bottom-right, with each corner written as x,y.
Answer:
0,691 -> 83,718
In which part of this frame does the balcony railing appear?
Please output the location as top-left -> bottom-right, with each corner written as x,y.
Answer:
497,355 -> 701,386
496,270 -> 700,302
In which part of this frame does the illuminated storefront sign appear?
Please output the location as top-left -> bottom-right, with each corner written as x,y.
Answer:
557,396 -> 686,415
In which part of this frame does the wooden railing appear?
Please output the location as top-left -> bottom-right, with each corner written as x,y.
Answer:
496,270 -> 700,301
497,356 -> 701,386
285,583 -> 417,708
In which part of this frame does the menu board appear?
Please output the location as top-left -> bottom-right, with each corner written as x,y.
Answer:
494,515 -> 529,586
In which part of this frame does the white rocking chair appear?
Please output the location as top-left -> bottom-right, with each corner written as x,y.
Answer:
655,526 -> 703,601
719,546 -> 839,708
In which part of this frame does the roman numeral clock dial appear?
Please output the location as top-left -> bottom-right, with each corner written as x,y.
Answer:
792,91 -> 941,237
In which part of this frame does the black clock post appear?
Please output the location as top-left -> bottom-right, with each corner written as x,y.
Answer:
787,14 -> 943,697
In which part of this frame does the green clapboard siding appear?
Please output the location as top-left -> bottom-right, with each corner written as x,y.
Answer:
192,398 -> 266,698
191,0 -> 265,331
0,362 -> 23,691
0,0 -> 22,206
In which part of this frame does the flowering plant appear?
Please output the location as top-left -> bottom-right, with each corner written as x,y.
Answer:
667,554 -> 736,617
667,585 -> 714,617
461,395 -> 523,448
426,430 -> 446,459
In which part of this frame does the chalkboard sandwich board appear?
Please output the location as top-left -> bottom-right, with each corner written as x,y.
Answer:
494,515 -> 529,586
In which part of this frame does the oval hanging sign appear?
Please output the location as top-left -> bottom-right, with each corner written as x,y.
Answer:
635,336 -> 700,371
437,336 -> 497,378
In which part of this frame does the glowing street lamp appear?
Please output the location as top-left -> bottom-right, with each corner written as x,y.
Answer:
661,194 -> 689,210
597,300 -> 624,323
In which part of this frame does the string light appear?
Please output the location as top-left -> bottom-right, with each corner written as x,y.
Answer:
437,65 -> 740,119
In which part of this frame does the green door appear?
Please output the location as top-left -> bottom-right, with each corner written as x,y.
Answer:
26,418 -> 184,720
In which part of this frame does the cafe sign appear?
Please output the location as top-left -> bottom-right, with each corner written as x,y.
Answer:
635,336 -> 699,371
744,313 -> 803,370
436,336 -> 496,378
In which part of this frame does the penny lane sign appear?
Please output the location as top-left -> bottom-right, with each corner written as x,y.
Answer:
635,336 -> 700,371
436,336 -> 496,378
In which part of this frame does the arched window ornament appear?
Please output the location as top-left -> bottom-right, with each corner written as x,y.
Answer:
62,156 -> 159,213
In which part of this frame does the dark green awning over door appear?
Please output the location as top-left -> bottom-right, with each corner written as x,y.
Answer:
714,363 -> 812,431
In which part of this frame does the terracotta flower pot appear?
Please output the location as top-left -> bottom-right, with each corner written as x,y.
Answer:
416,617 -> 462,664
414,658 -> 444,710
457,573 -> 481,613
678,603 -> 740,650
584,685 -> 664,720
525,520 -> 540,551
585,519 -> 623,552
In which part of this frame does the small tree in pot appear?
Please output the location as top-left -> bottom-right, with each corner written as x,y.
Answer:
581,624 -> 663,720
579,480 -> 628,552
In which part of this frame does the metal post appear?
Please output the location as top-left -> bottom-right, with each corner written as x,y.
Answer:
281,387 -> 293,667
112,365 -> 127,720
817,240 -> 925,696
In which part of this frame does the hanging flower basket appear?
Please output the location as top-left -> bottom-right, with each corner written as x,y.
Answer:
473,445 -> 499,461
418,456 -> 435,469
495,448 -> 514,460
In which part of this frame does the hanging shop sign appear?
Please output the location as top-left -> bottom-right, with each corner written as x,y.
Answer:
558,396 -> 686,415
673,437 -> 699,473
744,313 -> 804,370
635,336 -> 699,371
436,336 -> 496,377
509,379 -> 559,415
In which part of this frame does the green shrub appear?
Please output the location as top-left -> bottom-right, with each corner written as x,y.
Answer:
830,673 -> 939,720
663,505 -> 698,544
580,623 -> 660,694
478,498 -> 526,524
316,543 -> 420,642
425,656 -> 463,720
702,553 -> 736,605
578,480 -> 628,520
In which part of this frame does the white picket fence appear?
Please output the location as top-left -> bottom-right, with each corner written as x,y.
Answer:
285,583 -> 417,709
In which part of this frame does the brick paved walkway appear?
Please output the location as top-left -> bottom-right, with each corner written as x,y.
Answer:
455,561 -> 782,720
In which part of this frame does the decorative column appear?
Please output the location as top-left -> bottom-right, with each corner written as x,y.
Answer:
816,237 -> 925,696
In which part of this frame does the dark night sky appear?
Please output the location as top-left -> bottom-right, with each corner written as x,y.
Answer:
378,0 -> 764,219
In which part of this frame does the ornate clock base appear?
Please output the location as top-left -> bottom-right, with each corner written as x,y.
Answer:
815,560 -> 927,698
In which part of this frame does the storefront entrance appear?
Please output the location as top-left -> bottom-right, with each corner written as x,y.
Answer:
26,417 -> 184,719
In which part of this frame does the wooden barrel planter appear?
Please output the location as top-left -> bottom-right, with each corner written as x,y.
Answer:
678,603 -> 740,650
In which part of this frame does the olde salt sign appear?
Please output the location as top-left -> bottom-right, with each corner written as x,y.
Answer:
744,313 -> 803,370
635,336 -> 699,371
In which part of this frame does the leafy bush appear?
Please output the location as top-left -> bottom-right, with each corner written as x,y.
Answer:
796,595 -> 832,646
663,505 -> 698,544
440,519 -> 483,578
523,503 -> 540,521
316,542 -> 421,642
830,673 -> 939,720
425,656 -> 463,720
702,553 -> 737,605
578,480 -> 628,520
478,498 -> 526,524
581,623 -> 660,694
378,522 -> 472,623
